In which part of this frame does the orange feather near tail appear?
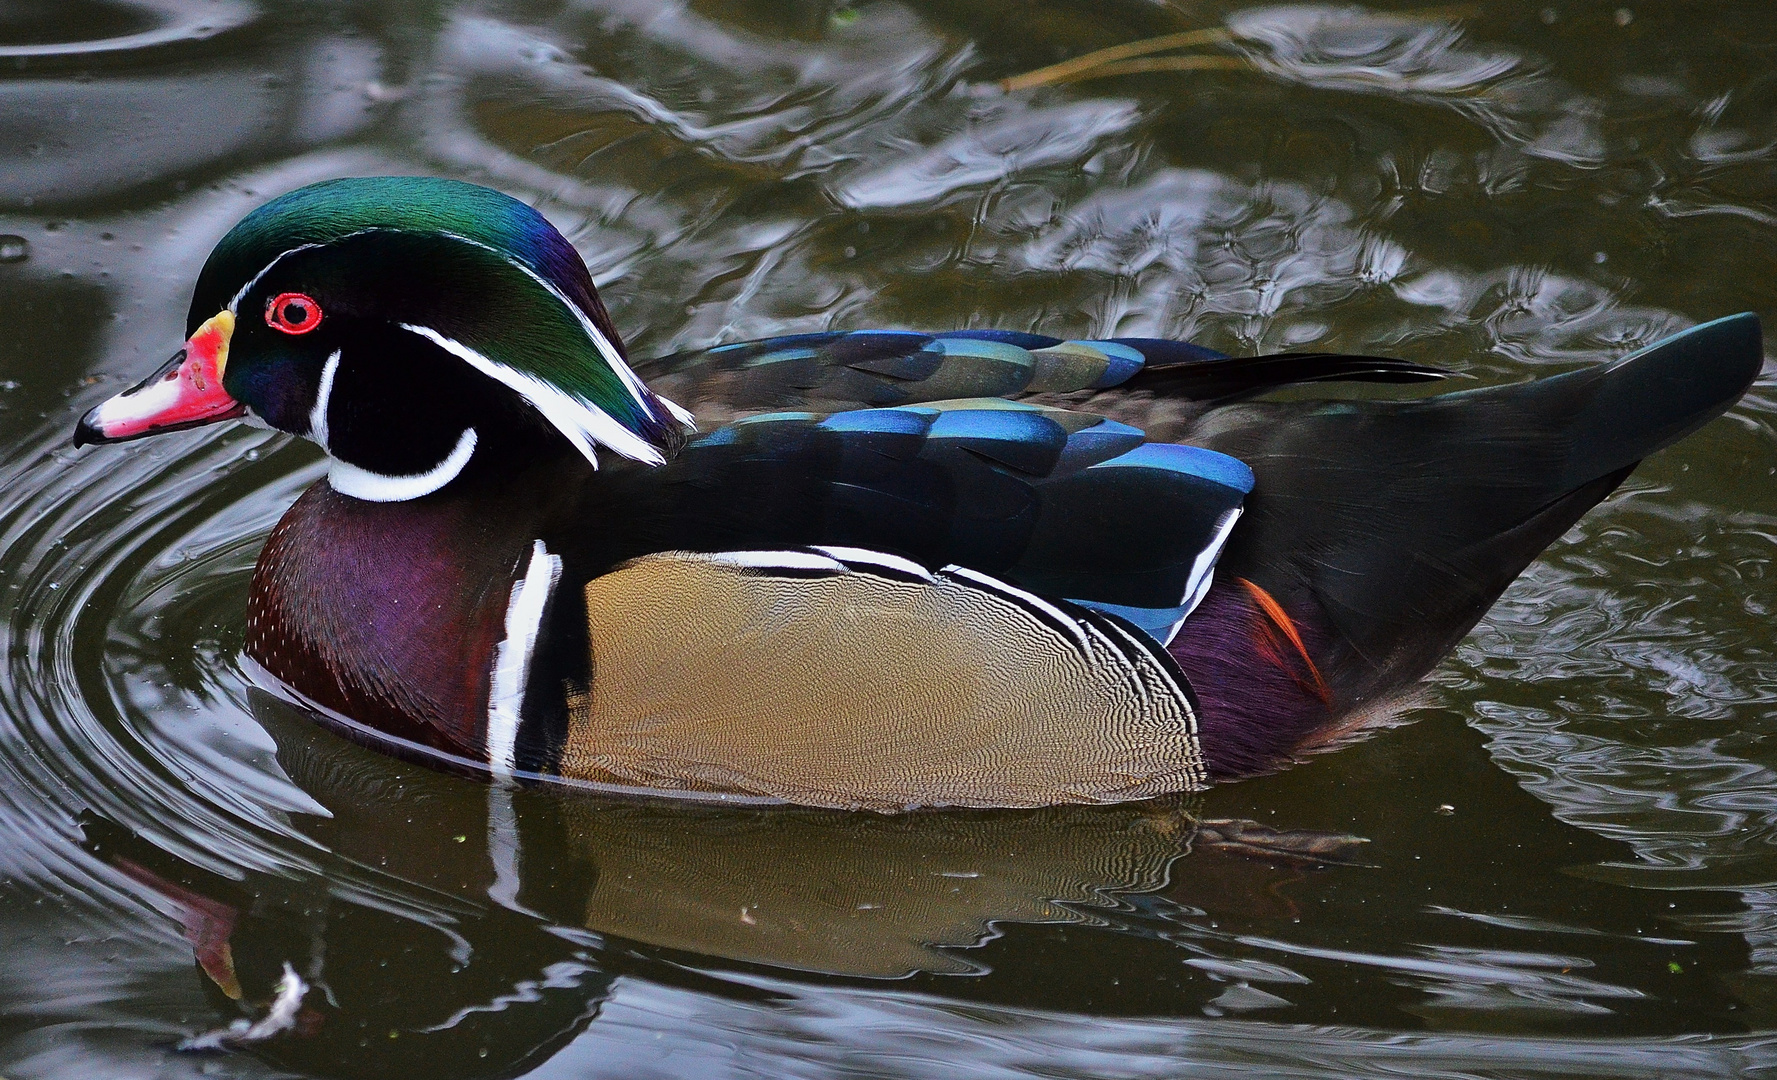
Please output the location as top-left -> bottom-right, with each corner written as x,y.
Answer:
1236,578 -> 1331,705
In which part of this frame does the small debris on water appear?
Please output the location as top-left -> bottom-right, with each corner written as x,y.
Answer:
179,963 -> 308,1051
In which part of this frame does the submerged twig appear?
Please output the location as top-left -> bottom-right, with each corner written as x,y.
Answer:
1192,819 -> 1375,868
999,3 -> 1485,91
1001,28 -> 1232,91
1039,56 -> 1247,84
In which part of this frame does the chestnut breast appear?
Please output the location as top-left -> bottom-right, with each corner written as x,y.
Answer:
246,479 -> 534,756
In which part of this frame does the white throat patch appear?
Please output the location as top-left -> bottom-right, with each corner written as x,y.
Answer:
327,426 -> 479,502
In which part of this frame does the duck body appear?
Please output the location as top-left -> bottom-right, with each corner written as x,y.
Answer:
248,376 -> 1249,808
76,177 -> 1765,811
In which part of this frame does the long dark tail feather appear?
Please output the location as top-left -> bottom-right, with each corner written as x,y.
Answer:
1173,313 -> 1762,771
1120,349 -> 1451,403
1543,313 -> 1765,487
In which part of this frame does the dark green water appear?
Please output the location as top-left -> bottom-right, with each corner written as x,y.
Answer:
2,0 -> 1776,1076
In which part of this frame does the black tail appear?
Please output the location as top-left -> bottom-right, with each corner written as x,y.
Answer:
1543,314 -> 1765,488
1118,344 -> 1450,402
1186,313 -> 1763,710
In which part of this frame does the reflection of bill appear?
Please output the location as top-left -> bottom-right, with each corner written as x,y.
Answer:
80,809 -> 617,1079
79,775 -> 1358,1075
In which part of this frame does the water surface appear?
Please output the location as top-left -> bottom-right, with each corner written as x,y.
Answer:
2,1 -> 1776,1076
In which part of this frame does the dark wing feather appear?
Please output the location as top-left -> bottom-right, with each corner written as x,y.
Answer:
562,401 -> 1249,625
1117,349 -> 1450,402
633,330 -> 1450,420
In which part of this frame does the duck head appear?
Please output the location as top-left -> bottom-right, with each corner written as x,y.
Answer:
75,176 -> 691,501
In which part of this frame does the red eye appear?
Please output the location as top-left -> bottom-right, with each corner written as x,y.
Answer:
265,292 -> 323,335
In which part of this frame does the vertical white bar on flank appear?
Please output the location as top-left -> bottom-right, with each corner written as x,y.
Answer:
486,539 -> 561,781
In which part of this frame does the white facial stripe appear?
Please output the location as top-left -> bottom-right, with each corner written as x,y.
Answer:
433,230 -> 686,430
226,227 -> 690,427
660,395 -> 697,428
226,230 -> 689,468
399,323 -> 665,468
308,350 -> 340,449
487,540 -> 562,781
327,426 -> 478,502
227,241 -> 329,314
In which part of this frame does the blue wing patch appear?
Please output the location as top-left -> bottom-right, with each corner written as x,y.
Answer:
937,329 -> 1064,349
688,329 -> 1194,404
927,407 -> 1069,475
1068,600 -> 1192,646
1090,442 -> 1256,494
1070,340 -> 1147,388
657,328 -> 1330,415
1052,418 -> 1146,476
684,400 -> 1252,639
819,408 -> 934,435
1011,432 -> 1249,622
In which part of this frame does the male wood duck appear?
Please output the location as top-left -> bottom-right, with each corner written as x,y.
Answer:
74,177 -> 1763,811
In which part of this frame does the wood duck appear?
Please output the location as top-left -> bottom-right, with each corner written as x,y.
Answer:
74,176 -> 1763,811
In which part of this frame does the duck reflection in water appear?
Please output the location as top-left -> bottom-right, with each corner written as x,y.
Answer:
79,692 -> 1359,1076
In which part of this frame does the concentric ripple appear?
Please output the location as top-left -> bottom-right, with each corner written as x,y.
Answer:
0,0 -> 257,62
0,421 -> 318,884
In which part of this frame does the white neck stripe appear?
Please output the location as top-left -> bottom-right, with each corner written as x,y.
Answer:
327,426 -> 478,502
487,540 -> 562,781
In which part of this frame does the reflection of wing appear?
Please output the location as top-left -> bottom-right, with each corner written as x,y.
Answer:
559,800 -> 1192,977
633,329 -> 1447,422
560,549 -> 1206,811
